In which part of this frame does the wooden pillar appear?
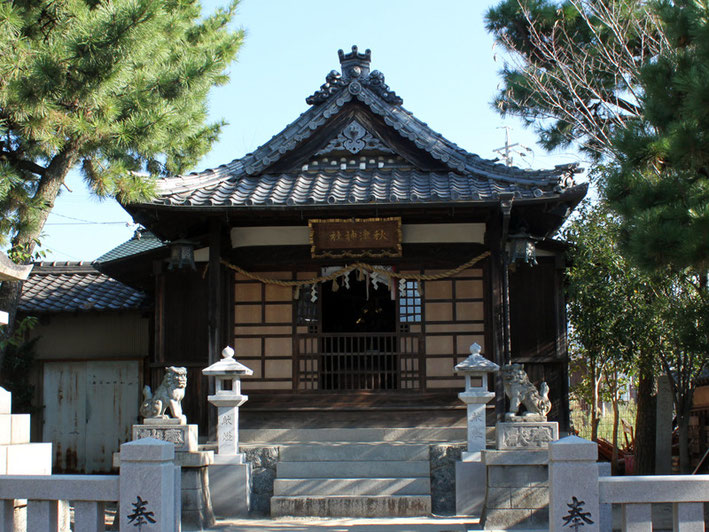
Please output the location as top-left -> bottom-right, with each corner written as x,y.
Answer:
498,194 -> 513,366
485,210 -> 507,421
554,253 -> 571,431
207,218 -> 222,437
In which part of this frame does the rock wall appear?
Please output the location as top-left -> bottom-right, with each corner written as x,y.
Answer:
244,446 -> 279,515
429,443 -> 464,515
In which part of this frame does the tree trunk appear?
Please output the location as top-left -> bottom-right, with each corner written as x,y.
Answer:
634,362 -> 656,474
677,391 -> 694,474
0,147 -> 77,345
677,412 -> 690,473
0,281 -> 23,342
591,372 -> 601,442
611,393 -> 620,475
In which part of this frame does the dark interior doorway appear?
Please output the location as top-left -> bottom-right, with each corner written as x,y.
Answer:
319,276 -> 397,390
322,277 -> 395,333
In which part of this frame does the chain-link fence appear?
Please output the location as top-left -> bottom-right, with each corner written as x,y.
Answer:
570,400 -> 637,447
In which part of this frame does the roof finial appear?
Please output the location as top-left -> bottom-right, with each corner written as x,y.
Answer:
338,45 -> 371,80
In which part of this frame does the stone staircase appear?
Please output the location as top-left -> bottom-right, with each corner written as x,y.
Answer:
240,427 -> 466,517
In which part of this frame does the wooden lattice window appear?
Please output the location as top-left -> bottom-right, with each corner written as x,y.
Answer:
296,285 -> 318,326
399,281 -> 422,323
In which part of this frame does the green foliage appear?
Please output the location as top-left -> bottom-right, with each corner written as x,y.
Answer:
565,199 -> 650,353
486,0 -> 662,160
487,0 -> 709,471
0,0 -> 244,249
564,200 -> 655,437
605,0 -> 709,270
0,317 -> 39,413
564,198 -> 708,471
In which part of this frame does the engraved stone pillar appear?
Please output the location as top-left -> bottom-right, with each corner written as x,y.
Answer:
548,436 -> 600,532
202,346 -> 253,518
453,343 -> 499,516
119,438 -> 180,532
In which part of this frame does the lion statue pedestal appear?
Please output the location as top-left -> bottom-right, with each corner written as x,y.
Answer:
116,366 -> 216,530
480,364 -> 560,531
131,367 -> 199,452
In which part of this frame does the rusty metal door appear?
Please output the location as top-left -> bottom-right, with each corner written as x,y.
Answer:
43,360 -> 140,473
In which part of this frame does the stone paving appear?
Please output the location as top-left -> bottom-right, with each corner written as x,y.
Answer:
208,516 -> 478,532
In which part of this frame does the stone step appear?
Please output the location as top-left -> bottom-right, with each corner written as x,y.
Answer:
277,459 -> 430,479
270,495 -> 432,517
240,427 -> 466,444
278,443 -> 429,462
273,477 -> 431,496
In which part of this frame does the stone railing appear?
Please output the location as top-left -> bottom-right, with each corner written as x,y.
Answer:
549,436 -> 709,532
0,438 -> 180,532
0,475 -> 117,531
600,475 -> 708,531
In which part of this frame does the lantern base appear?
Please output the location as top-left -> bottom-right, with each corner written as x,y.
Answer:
209,460 -> 251,518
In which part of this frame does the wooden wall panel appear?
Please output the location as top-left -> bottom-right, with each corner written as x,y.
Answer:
234,271 -> 295,391
509,257 -> 569,428
30,313 -> 149,360
161,270 -> 209,363
423,267 -> 485,390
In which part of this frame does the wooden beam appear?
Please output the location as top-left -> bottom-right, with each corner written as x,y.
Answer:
207,219 -> 222,438
208,219 -> 222,367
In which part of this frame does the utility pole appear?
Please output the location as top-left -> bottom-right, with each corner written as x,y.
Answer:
493,127 -> 532,166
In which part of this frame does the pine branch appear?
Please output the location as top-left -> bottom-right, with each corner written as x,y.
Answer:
0,149 -> 46,177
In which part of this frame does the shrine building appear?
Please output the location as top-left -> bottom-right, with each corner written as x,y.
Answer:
99,46 -> 587,435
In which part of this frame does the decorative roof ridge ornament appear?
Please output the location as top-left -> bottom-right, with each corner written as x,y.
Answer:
339,45 -> 371,80
315,118 -> 394,156
306,46 -> 403,107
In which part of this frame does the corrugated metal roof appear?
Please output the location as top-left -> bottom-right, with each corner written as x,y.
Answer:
18,262 -> 144,314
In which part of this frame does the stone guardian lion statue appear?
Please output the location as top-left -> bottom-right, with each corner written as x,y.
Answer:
140,366 -> 187,424
500,363 -> 551,421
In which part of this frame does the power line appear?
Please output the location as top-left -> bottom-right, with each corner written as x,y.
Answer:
47,212 -> 135,226
46,222 -> 132,226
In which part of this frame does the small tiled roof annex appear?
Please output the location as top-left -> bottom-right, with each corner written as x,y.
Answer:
18,262 -> 144,314
136,47 -> 583,210
95,229 -> 165,264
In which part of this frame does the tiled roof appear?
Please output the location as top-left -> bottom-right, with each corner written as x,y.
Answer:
155,169 -> 581,208
18,262 -> 145,314
95,229 -> 165,263
133,48 -> 582,210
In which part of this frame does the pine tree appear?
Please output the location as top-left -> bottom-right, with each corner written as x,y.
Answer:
0,0 -> 244,331
487,0 -> 708,473
486,0 -> 666,161
606,0 -> 709,271
601,1 -> 709,472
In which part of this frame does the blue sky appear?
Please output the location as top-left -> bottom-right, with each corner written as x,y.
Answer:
41,0 -> 584,262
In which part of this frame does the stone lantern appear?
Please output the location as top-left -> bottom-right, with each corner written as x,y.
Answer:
202,346 -> 253,461
202,346 -> 253,517
455,342 -> 499,460
453,342 -> 499,517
